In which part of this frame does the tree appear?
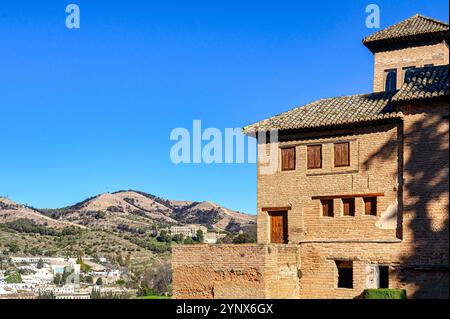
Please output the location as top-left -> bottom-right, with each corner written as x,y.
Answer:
96,277 -> 103,286
53,273 -> 62,285
183,237 -> 195,244
139,261 -> 172,296
37,290 -> 56,299
90,287 -> 102,299
232,233 -> 256,244
157,230 -> 171,243
85,275 -> 94,284
195,229 -> 204,243
7,242 -> 19,254
172,234 -> 184,244
37,258 -> 44,269
61,266 -> 75,285
5,272 -> 22,284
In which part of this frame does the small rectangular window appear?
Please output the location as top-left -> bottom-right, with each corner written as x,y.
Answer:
281,147 -> 296,171
342,198 -> 355,216
321,199 -> 334,217
334,142 -> 350,167
424,64 -> 434,67
307,145 -> 322,169
379,266 -> 389,288
384,69 -> 397,92
364,197 -> 377,216
336,260 -> 353,289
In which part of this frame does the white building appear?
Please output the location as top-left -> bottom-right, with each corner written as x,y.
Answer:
170,225 -> 207,237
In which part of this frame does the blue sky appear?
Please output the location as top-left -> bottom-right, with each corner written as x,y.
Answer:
0,0 -> 448,213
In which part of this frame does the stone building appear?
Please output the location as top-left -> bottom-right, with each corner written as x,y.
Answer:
172,14 -> 449,299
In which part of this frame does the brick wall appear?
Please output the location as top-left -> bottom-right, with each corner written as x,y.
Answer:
172,244 -> 301,299
373,41 -> 449,92
257,123 -> 401,244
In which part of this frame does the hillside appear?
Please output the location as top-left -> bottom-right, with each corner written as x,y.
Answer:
0,191 -> 256,270
0,197 -> 84,229
39,190 -> 256,234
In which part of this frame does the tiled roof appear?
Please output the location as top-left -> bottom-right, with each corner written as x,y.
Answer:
363,14 -> 449,52
243,91 -> 401,133
243,65 -> 449,133
393,64 -> 449,102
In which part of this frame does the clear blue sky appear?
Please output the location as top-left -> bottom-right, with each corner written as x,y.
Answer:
0,0 -> 448,213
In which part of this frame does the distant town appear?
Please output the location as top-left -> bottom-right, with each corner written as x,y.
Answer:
0,223 -> 236,299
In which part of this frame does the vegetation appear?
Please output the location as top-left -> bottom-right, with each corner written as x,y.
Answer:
37,290 -> 56,299
138,261 -> 172,297
90,288 -> 130,299
363,289 -> 407,299
5,272 -> 23,284
195,229 -> 204,243
2,218 -> 80,237
37,258 -> 44,269
76,255 -> 92,273
232,233 -> 256,244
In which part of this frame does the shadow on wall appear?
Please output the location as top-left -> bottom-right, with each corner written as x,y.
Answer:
364,107 -> 449,299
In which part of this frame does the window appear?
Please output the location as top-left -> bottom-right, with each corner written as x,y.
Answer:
379,266 -> 389,288
281,147 -> 296,171
321,199 -> 334,217
307,145 -> 322,169
342,198 -> 355,216
336,260 -> 353,289
402,66 -> 415,82
364,197 -> 377,216
424,64 -> 434,67
384,69 -> 397,91
334,142 -> 350,167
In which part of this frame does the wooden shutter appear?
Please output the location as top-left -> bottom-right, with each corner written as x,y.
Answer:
342,198 -> 355,216
281,147 -> 295,171
307,145 -> 322,169
321,199 -> 334,217
364,197 -> 377,216
334,142 -> 350,167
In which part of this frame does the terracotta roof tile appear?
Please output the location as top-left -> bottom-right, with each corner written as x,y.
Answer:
393,64 -> 449,102
364,14 -> 448,43
243,65 -> 449,133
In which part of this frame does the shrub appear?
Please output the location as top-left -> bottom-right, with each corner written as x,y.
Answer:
363,289 -> 407,299
6,272 -> 23,284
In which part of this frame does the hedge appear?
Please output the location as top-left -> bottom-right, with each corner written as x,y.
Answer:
363,289 -> 407,299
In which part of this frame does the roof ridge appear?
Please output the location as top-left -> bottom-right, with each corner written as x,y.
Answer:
414,13 -> 449,27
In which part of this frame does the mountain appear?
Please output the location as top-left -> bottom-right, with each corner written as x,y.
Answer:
25,190 -> 256,234
0,197 -> 84,229
0,191 -> 256,270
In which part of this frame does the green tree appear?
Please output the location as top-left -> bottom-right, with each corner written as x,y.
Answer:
37,258 -> 44,269
53,273 -> 62,285
232,233 -> 256,244
195,229 -> 204,243
6,272 -> 22,284
157,230 -> 171,243
61,266 -> 75,285
37,290 -> 56,299
172,234 -> 184,244
90,287 -> 102,299
183,237 -> 195,244
96,277 -> 103,286
85,275 -> 94,284
7,242 -> 19,254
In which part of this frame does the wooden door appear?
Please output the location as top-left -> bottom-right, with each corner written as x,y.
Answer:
269,211 -> 288,244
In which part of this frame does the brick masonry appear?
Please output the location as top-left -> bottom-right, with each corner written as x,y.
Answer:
373,41 -> 449,92
172,22 -> 449,300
